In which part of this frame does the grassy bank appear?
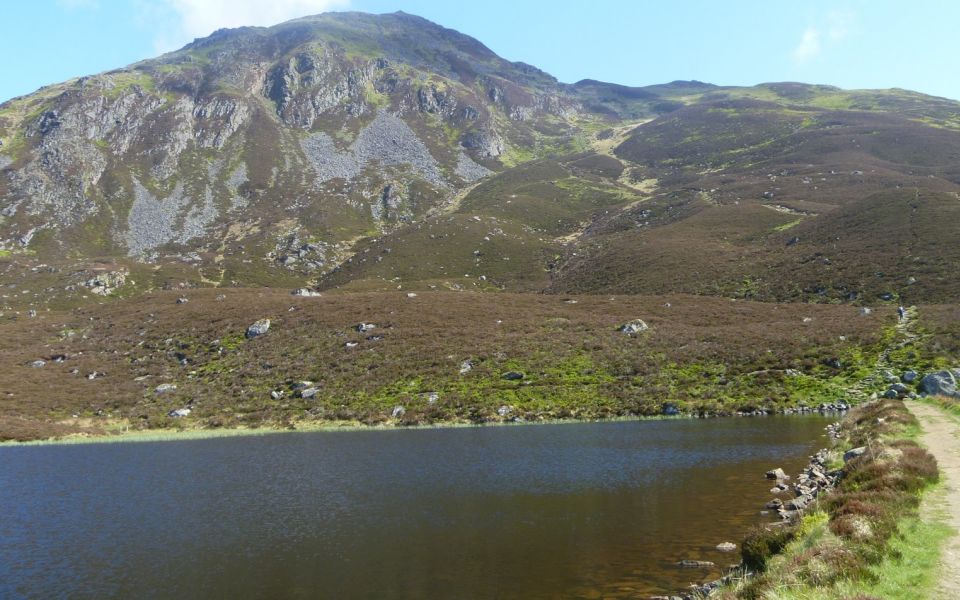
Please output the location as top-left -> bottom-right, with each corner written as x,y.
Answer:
0,413 -> 687,447
717,399 -> 945,599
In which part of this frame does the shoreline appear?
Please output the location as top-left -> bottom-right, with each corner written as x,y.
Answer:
0,410 -> 840,447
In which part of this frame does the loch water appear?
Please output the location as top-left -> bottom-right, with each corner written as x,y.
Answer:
0,415 -> 832,598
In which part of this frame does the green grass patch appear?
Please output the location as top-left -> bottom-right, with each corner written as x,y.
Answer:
772,218 -> 804,232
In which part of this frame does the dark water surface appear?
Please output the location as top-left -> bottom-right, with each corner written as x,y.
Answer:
0,416 -> 831,599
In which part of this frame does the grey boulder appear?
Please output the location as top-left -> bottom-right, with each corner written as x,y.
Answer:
920,370 -> 960,398
246,318 -> 271,339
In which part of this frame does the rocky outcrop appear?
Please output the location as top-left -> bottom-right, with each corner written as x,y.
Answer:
79,269 -> 128,296
0,11 -> 637,274
462,128 -> 505,158
417,84 -> 457,116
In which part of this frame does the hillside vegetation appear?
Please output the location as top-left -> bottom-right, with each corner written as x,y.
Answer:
1,12 -> 959,441
1,289 -> 890,441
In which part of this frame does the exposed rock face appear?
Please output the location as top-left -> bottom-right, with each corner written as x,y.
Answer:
80,269 -> 128,296
462,129 -> 505,158
373,183 -> 409,222
2,12 -> 598,263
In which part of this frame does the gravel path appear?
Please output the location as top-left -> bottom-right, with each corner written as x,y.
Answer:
908,400 -> 960,598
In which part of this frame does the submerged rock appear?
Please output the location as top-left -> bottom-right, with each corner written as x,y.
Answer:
716,542 -> 737,552
676,559 -> 715,569
766,468 -> 788,480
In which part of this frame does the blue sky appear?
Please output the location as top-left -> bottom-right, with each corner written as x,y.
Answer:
1,0 -> 957,103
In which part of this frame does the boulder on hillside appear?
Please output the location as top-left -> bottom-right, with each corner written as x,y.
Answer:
291,288 -> 321,297
618,319 -> 649,335
885,383 -> 909,398
920,370 -> 960,398
246,318 -> 271,339
844,446 -> 867,462
902,370 -> 919,383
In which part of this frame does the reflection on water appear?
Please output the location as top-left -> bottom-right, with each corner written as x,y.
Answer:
0,416 -> 830,598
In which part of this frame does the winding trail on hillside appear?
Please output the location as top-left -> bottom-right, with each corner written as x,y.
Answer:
882,307 -> 960,597
907,401 -> 960,598
848,306 -> 960,596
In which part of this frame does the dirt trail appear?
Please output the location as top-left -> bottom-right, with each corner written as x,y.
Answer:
848,306 -> 960,596
908,401 -> 960,598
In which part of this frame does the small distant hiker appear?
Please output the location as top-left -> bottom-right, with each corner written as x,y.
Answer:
898,306 -> 906,322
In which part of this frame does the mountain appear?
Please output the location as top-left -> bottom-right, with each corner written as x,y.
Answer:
2,12 -> 959,307
1,12 -> 960,440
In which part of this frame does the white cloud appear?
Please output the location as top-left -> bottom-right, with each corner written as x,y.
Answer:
791,8 -> 855,65
151,0 -> 350,52
792,27 -> 822,63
